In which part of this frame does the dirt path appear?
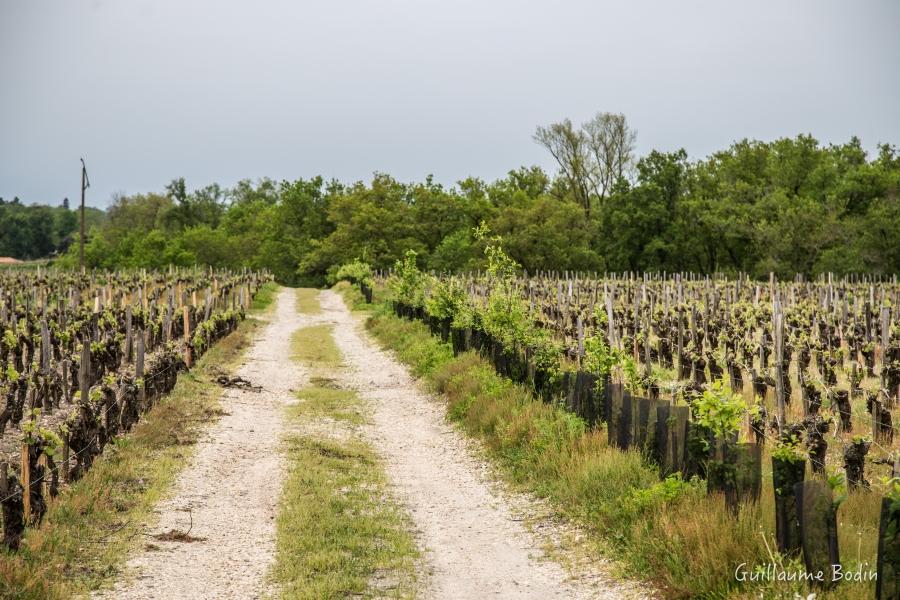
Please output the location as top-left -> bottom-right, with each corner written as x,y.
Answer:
97,288 -> 644,599
320,290 -> 642,600
96,288 -> 307,600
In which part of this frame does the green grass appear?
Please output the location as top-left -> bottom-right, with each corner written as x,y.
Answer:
290,324 -> 342,367
271,294 -> 419,599
0,317 -> 263,600
360,303 -> 879,600
273,433 -> 418,599
289,386 -> 365,425
250,282 -> 280,313
295,288 -> 322,315
333,281 -> 370,311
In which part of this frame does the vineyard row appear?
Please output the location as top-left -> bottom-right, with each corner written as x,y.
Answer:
362,254 -> 900,597
0,268 -> 271,549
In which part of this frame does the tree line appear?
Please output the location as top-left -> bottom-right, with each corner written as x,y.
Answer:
4,119 -> 899,282
0,197 -> 103,261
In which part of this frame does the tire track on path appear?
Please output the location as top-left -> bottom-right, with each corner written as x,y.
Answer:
96,288 -> 309,600
321,290 -> 643,600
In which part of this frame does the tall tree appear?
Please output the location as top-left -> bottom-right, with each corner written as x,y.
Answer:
533,119 -> 593,214
582,112 -> 637,203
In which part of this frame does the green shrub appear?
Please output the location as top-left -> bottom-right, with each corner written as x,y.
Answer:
330,259 -> 374,287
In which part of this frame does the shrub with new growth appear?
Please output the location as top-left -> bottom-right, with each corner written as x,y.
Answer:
330,259 -> 374,287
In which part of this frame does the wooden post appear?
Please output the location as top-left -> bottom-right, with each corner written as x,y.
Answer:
136,330 -> 146,410
62,358 -> 71,404
204,287 -> 212,322
643,312 -> 652,380
37,453 -> 50,501
881,306 -> 890,386
865,301 -> 872,343
605,285 -> 617,348
61,435 -> 69,483
576,314 -> 584,367
872,395 -> 880,441
677,306 -> 684,378
690,307 -> 699,349
21,444 -> 30,523
79,158 -> 87,270
183,303 -> 192,369
79,338 -> 90,404
123,305 -> 132,366
799,369 -> 809,416
40,319 -> 50,374
774,310 -> 785,431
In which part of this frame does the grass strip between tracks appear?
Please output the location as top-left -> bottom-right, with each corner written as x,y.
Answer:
272,289 -> 417,599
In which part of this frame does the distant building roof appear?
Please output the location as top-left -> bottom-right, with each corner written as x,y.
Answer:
0,257 -> 22,264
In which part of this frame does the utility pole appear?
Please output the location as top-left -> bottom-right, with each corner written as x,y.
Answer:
79,158 -> 89,271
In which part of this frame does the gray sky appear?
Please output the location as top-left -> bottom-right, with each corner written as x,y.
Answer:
1,0 -> 898,208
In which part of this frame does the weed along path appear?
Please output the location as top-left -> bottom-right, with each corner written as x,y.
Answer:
320,290 -> 637,600
96,288 -> 306,600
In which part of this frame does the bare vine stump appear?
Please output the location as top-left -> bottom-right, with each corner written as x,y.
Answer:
843,438 -> 871,490
803,415 -> 830,474
833,390 -> 852,433
0,464 -> 25,550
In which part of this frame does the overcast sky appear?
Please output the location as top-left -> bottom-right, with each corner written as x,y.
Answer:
1,0 -> 898,208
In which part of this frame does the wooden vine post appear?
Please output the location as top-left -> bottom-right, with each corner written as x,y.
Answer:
676,305 -> 684,378
37,453 -> 49,502
873,393 -> 880,441
774,306 -> 785,431
576,314 -> 584,368
881,306 -> 890,390
183,293 -> 192,369
643,312 -> 652,381
61,435 -> 69,484
20,445 -> 30,523
123,305 -> 132,365
799,368 -> 809,416
136,330 -> 145,409
79,335 -> 91,402
605,285 -> 617,348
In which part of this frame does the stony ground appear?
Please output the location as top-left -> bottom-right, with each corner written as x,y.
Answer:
96,288 -> 649,599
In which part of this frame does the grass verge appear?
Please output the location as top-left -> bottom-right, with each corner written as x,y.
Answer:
332,281 -> 370,312
272,297 -> 418,599
0,316 -> 264,600
357,295 -> 879,600
250,282 -> 280,314
295,288 -> 322,315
